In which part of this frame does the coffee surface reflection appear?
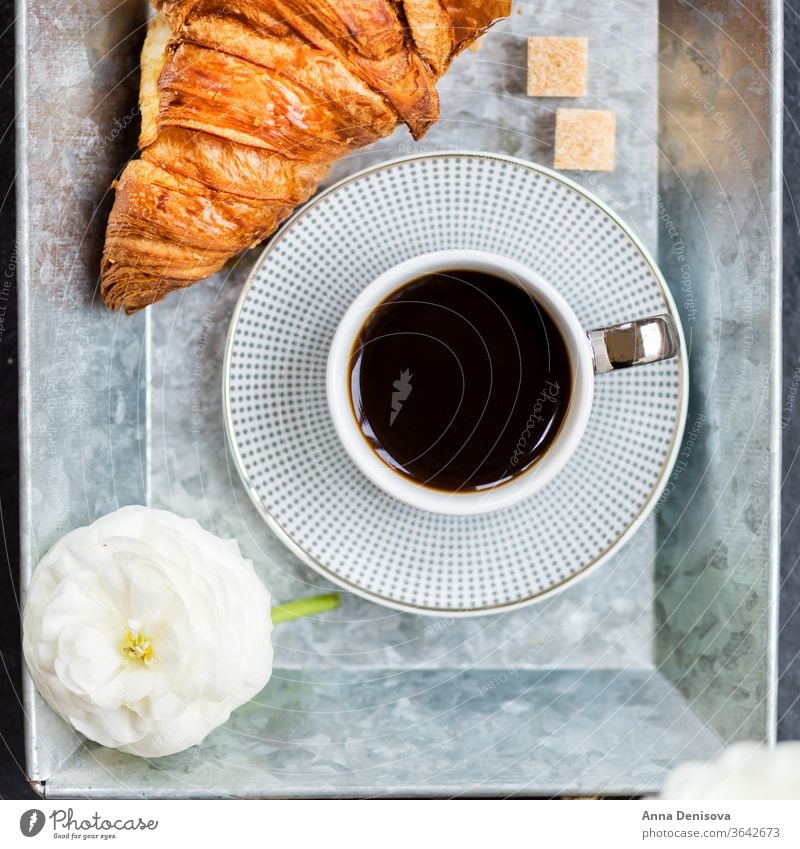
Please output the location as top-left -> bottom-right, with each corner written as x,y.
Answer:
349,269 -> 572,492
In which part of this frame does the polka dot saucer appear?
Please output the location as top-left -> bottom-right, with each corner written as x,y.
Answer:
223,152 -> 687,616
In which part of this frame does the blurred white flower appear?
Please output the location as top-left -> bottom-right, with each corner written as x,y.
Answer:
661,742 -> 800,799
22,506 -> 273,758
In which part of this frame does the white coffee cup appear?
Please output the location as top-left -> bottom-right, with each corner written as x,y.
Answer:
327,250 -> 679,515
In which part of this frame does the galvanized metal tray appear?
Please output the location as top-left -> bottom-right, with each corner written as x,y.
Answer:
18,0 -> 782,797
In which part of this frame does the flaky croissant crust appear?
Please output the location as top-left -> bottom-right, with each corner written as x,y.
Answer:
100,1 -> 512,313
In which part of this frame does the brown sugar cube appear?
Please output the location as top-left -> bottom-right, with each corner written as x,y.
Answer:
527,37 -> 588,97
554,108 -> 616,171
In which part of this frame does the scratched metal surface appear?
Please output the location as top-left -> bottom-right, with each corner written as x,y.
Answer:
18,0 -> 780,796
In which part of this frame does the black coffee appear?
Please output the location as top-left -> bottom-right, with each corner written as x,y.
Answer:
349,269 -> 572,493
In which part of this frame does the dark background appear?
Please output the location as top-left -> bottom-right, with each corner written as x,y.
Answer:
0,2 -> 799,799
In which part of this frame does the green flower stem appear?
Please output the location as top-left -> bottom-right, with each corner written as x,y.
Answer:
271,593 -> 341,625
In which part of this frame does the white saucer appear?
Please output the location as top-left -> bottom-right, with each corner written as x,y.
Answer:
224,152 -> 687,616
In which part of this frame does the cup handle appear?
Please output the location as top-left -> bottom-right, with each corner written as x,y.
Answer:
588,314 -> 680,375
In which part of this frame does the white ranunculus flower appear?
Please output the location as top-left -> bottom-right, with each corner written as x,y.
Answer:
661,742 -> 800,799
22,506 -> 274,758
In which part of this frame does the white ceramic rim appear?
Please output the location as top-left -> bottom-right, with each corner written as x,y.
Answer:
223,150 -> 689,617
326,249 -> 595,515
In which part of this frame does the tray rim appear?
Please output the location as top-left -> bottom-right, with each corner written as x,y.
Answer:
765,0 -> 784,746
222,150 -> 690,618
16,0 -> 41,795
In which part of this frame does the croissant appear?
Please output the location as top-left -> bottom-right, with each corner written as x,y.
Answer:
100,1 -> 512,313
